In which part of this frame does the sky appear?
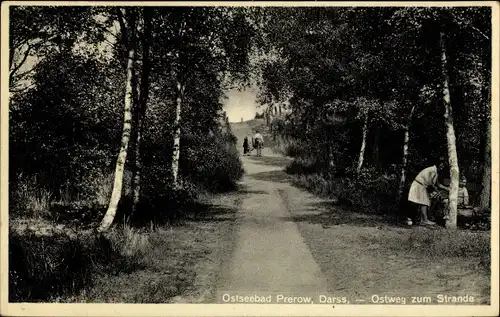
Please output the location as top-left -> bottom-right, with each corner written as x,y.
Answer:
222,85 -> 260,123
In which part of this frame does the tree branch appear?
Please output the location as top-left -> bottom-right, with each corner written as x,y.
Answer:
95,23 -> 121,42
10,82 -> 36,93
451,12 -> 490,41
469,24 -> 490,41
12,67 -> 36,82
116,7 -> 128,38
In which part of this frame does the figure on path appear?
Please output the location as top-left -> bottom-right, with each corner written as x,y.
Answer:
243,136 -> 250,155
253,130 -> 264,157
407,160 -> 449,226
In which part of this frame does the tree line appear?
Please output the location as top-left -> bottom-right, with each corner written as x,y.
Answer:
9,6 -> 255,230
8,5 -> 492,230
256,7 -> 491,228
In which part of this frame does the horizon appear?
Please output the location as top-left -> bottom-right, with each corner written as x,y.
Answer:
223,85 -> 261,123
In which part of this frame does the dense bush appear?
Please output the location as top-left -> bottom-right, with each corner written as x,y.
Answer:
335,167 -> 399,214
289,160 -> 399,214
180,132 -> 244,192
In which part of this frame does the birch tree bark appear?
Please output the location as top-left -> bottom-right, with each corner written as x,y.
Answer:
440,31 -> 460,229
171,80 -> 184,189
357,110 -> 369,174
98,10 -> 137,232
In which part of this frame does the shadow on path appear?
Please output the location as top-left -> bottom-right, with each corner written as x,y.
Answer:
279,194 -> 404,229
186,204 -> 238,223
246,155 -> 293,167
237,189 -> 269,195
247,170 -> 292,183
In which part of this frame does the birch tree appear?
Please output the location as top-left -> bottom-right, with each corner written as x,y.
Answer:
150,7 -> 254,190
98,9 -> 138,232
440,31 -> 460,229
357,109 -> 369,174
171,79 -> 185,189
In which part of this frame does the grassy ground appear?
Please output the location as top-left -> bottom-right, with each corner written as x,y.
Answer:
9,192 -> 241,303
279,186 -> 491,305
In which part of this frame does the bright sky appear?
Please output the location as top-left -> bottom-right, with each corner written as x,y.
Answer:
223,85 -> 260,123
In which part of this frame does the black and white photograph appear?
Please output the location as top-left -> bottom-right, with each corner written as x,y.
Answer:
1,1 -> 498,316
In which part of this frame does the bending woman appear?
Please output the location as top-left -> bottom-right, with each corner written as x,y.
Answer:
407,161 -> 449,226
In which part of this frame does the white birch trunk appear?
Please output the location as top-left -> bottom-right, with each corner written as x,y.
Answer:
440,31 -> 460,229
98,44 -> 136,232
171,81 -> 183,189
357,111 -> 369,174
132,117 -> 143,210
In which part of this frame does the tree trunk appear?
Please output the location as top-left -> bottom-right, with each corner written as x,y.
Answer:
357,111 -> 369,174
125,60 -> 140,198
397,104 -> 416,202
479,123 -> 491,213
479,84 -> 491,213
131,7 -> 152,215
440,31 -> 460,229
171,81 -> 184,189
98,12 -> 137,232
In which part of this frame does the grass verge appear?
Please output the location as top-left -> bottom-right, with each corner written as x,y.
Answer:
9,193 -> 241,303
279,185 -> 491,304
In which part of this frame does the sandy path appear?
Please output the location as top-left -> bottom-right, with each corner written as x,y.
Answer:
217,123 -> 328,300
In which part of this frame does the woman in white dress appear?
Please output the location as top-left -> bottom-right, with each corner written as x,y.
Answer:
407,161 -> 449,226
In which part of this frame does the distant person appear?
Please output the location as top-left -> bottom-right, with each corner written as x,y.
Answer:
253,130 -> 264,157
243,136 -> 250,155
407,160 -> 449,226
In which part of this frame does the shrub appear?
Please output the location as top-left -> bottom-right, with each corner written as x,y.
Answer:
89,170 -> 114,207
180,132 -> 244,193
335,167 -> 399,214
288,160 -> 399,215
9,226 -> 148,302
10,174 -> 53,219
286,157 -> 321,175
292,173 -> 337,198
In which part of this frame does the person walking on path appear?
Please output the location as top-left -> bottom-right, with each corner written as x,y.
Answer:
252,130 -> 264,157
407,161 -> 449,226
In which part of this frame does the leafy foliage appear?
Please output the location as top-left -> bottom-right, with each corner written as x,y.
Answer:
9,6 -> 255,222
257,6 -> 491,214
